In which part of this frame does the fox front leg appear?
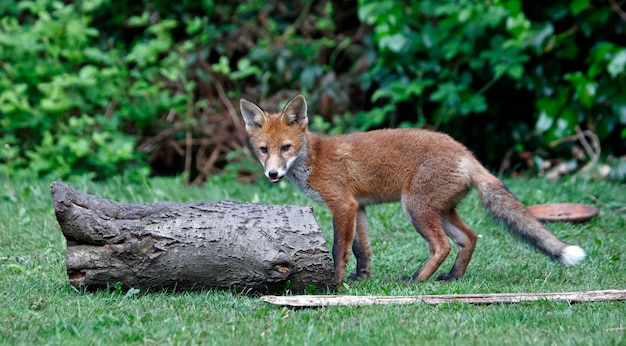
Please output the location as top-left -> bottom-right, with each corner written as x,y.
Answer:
328,199 -> 359,284
347,206 -> 372,280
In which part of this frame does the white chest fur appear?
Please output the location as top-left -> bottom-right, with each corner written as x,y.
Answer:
286,158 -> 324,203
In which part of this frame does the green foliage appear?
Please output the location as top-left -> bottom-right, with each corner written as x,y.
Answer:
1,0 -> 624,179
0,0 -> 195,179
526,7 -> 626,147
357,0 -> 519,127
355,0 -> 625,171
1,0 -> 352,180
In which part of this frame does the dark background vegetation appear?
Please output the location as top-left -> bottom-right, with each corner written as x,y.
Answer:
1,0 -> 625,182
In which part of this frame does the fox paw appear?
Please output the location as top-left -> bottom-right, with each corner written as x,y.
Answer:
436,273 -> 459,281
347,273 -> 370,281
399,275 -> 412,282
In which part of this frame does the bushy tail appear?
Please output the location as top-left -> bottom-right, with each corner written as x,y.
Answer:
470,166 -> 585,265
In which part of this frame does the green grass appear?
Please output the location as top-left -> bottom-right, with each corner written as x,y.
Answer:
1,174 -> 625,345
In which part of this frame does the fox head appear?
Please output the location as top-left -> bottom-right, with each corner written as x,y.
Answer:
240,94 -> 309,183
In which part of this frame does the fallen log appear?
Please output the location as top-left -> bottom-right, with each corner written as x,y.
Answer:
51,180 -> 336,293
261,289 -> 626,307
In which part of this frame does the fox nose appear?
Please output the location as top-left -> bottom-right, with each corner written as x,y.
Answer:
268,170 -> 279,179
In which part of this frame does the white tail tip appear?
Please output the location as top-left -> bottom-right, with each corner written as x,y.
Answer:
560,245 -> 586,266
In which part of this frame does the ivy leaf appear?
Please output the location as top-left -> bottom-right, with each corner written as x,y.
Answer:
467,94 -> 487,114
429,82 -> 463,104
535,88 -> 571,134
607,49 -> 626,79
586,42 -> 615,78
552,107 -> 578,139
535,110 -> 554,132
373,78 -> 435,103
564,72 -> 597,109
379,33 -> 409,53
569,0 -> 590,16
611,93 -> 626,124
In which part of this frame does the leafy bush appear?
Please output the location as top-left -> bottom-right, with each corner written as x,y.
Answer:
0,0 -> 193,179
1,0 -> 354,180
354,0 -> 625,173
1,0 -> 624,181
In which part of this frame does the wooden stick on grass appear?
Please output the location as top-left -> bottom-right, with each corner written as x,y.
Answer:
261,289 -> 626,307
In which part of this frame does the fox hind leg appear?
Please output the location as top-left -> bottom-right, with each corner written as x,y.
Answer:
347,207 -> 372,280
438,209 -> 478,281
404,207 -> 452,282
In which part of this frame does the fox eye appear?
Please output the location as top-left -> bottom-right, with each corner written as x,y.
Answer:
259,146 -> 268,154
281,144 -> 292,152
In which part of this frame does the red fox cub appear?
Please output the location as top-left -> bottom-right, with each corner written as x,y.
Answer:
240,94 -> 586,284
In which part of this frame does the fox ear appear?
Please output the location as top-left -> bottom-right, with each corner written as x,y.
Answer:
240,99 -> 267,132
282,94 -> 308,128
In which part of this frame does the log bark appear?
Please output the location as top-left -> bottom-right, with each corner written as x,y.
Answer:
261,289 -> 626,307
51,180 -> 336,294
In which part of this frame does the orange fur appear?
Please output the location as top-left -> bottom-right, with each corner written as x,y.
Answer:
240,94 -> 585,284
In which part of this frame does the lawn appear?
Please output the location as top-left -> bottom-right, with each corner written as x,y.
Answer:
1,174 -> 624,345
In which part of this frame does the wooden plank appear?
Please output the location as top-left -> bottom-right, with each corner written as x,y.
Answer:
261,289 -> 626,307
